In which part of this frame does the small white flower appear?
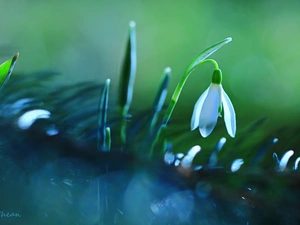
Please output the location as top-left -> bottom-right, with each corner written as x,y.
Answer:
191,69 -> 236,138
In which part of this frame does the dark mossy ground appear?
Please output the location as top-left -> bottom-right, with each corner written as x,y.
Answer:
0,72 -> 299,225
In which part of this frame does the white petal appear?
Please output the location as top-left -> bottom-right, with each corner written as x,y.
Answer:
199,84 -> 221,137
294,157 -> 300,170
222,88 -> 236,137
231,158 -> 244,172
279,150 -> 294,171
18,109 -> 51,130
190,87 -> 209,130
181,145 -> 202,168
164,151 -> 175,165
186,145 -> 201,157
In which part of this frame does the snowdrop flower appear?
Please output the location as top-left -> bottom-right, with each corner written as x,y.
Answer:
191,69 -> 236,138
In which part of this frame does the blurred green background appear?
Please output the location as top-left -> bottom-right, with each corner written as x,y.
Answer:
1,0 -> 300,143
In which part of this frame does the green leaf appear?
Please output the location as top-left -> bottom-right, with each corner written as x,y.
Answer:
150,67 -> 171,133
150,124 -> 168,157
118,21 -> 137,117
185,38 -> 231,76
97,79 -> 110,151
0,53 -> 19,91
105,127 -> 111,151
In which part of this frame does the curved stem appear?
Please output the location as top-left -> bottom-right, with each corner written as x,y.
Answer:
202,59 -> 219,69
149,37 -> 232,157
149,59 -> 219,157
161,59 -> 218,126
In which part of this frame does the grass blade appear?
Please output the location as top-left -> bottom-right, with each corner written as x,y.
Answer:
0,53 -> 19,91
105,127 -> 111,151
118,21 -> 137,117
98,79 -> 110,151
118,21 -> 137,145
150,67 -> 171,133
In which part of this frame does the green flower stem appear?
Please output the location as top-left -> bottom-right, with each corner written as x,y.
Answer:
149,37 -> 232,157
203,59 -> 219,70
161,58 -> 218,127
149,59 -> 217,157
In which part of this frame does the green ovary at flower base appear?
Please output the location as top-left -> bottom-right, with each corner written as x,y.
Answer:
190,68 -> 236,138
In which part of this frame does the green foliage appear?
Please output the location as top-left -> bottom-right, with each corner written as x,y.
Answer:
118,21 -> 137,145
150,67 -> 171,133
0,53 -> 19,91
118,21 -> 137,117
98,79 -> 110,151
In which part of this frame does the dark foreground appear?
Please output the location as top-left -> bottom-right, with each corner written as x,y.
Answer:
0,73 -> 299,225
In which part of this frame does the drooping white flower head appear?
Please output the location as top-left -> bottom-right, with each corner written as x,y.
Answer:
191,69 -> 236,138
